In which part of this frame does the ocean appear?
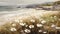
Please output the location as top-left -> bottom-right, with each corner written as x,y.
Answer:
0,6 -> 18,11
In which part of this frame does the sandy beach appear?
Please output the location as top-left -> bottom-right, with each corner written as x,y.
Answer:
0,8 -> 59,25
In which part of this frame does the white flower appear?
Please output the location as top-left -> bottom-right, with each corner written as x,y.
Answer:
24,29 -> 31,33
38,30 -> 42,32
51,24 -> 56,28
55,27 -> 60,29
12,24 -> 16,26
30,19 -> 35,23
19,23 -> 26,26
43,31 -> 47,33
37,24 -> 43,27
10,28 -> 17,31
41,20 -> 46,24
29,25 -> 34,28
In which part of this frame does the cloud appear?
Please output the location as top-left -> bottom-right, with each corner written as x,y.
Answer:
0,0 -> 58,5
20,0 -> 57,4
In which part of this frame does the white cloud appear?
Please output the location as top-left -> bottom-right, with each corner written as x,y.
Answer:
0,0 -> 58,5
20,0 -> 58,4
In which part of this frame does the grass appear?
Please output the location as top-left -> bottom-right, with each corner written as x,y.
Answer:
0,11 -> 60,34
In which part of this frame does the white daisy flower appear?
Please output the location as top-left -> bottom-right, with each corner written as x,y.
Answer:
37,24 -> 43,27
10,28 -> 17,31
12,24 -> 16,26
51,24 -> 56,28
24,29 -> 31,33
29,25 -> 34,28
41,20 -> 46,24
38,30 -> 42,32
43,31 -> 47,33
19,23 -> 26,26
55,27 -> 60,29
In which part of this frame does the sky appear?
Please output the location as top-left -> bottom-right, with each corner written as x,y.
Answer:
0,0 -> 58,6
